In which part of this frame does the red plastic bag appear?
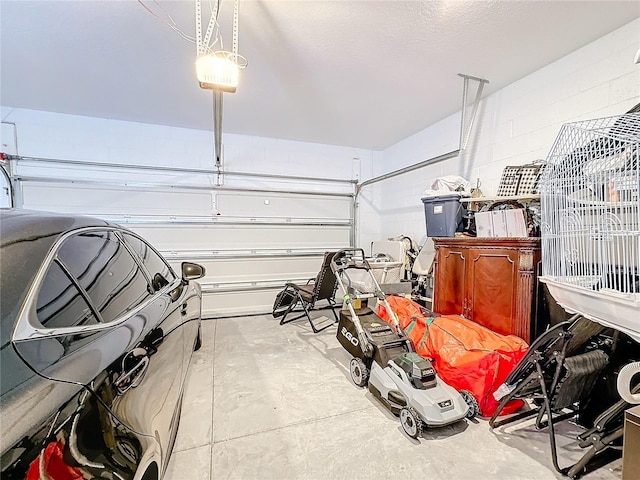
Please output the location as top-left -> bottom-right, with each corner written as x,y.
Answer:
377,296 -> 528,417
26,440 -> 85,480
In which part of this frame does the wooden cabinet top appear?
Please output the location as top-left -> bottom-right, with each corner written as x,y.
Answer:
432,237 -> 541,248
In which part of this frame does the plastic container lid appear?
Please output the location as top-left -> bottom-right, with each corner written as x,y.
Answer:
421,192 -> 468,201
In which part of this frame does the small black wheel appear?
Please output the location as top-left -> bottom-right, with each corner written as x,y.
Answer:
400,407 -> 423,438
460,390 -> 479,419
194,325 -> 202,351
349,357 -> 369,387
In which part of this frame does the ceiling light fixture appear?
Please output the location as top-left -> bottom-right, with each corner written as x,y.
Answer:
195,0 -> 246,92
194,0 -> 247,168
196,53 -> 239,92
137,0 -> 245,168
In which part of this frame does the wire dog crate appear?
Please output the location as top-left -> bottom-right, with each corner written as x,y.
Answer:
539,112 -> 640,343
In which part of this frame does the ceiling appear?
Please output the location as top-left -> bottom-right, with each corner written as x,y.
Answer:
1,1 -> 639,150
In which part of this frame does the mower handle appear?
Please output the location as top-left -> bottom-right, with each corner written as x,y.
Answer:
330,248 -> 371,273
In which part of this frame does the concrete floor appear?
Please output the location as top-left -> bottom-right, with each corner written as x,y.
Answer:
163,314 -> 623,480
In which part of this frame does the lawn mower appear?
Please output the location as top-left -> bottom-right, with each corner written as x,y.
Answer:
331,248 -> 477,438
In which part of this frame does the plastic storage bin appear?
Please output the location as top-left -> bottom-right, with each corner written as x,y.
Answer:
421,193 -> 465,237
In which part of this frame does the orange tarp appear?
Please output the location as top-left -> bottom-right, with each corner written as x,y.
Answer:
377,296 -> 528,416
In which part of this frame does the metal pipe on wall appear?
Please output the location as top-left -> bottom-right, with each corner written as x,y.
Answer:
353,150 -> 459,248
8,155 -> 354,185
13,175 -> 354,200
353,73 -> 488,247
459,73 -> 489,150
357,149 -> 460,191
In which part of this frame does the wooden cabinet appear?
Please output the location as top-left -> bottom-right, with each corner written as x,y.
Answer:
433,237 -> 542,343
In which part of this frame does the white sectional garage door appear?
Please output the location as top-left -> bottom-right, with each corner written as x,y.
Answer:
10,157 -> 354,317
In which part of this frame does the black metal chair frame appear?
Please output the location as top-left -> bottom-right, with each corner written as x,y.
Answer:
489,315 -> 620,478
565,381 -> 639,478
278,252 -> 339,333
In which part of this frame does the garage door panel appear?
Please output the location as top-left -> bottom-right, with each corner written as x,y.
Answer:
166,256 -> 328,284
13,157 -> 353,316
21,182 -> 214,217
129,224 -> 351,251
201,288 -> 340,317
215,192 -> 350,220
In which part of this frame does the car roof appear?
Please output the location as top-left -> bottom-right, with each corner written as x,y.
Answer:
0,209 -> 113,337
0,208 -> 111,243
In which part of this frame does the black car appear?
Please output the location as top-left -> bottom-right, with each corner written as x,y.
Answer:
0,209 -> 205,480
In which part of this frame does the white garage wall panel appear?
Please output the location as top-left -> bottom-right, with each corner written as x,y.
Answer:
20,182 -> 215,217
200,289 -> 286,317
215,191 -> 351,220
13,173 -> 353,316
164,255 -> 326,284
165,255 -> 331,317
129,224 -> 350,252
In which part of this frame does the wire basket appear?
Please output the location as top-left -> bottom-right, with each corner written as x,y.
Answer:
538,112 -> 640,342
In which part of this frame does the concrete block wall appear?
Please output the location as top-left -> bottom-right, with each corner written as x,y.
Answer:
359,114 -> 461,248
369,18 -> 640,248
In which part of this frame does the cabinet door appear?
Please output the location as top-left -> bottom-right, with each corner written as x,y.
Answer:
434,247 -> 467,316
467,248 -> 519,337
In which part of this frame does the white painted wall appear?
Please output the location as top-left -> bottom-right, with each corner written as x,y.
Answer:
363,19 -> 640,250
0,107 -> 370,187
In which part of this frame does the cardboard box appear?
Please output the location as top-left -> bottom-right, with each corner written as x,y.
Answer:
475,211 -> 493,237
504,209 -> 528,237
491,211 -> 508,237
475,209 -> 528,238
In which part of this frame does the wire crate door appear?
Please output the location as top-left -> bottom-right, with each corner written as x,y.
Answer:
497,164 -> 544,196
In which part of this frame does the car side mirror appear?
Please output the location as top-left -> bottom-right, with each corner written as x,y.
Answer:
182,262 -> 205,282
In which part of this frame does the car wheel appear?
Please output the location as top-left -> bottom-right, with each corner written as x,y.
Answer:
194,325 -> 202,351
140,462 -> 159,480
460,390 -> 479,419
112,436 -> 141,468
349,357 -> 369,387
400,407 -> 422,438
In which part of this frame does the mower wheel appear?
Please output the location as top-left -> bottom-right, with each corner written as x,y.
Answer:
460,390 -> 479,419
349,357 -> 369,387
400,407 -> 422,439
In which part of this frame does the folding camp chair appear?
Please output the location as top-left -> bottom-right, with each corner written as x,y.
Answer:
489,315 -> 615,478
274,252 -> 339,333
563,380 -> 640,478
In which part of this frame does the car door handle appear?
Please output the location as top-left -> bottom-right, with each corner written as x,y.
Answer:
115,347 -> 150,395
